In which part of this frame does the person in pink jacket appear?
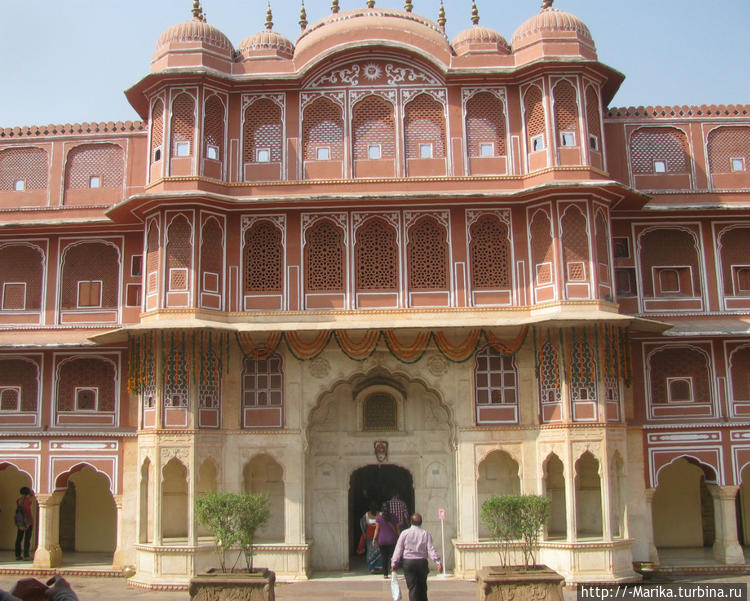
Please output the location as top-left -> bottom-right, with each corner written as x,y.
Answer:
391,513 -> 441,601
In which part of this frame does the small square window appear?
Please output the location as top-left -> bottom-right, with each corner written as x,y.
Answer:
89,175 -> 101,189
14,180 -> 25,191
368,145 -> 381,160
0,387 -> 21,412
175,141 -> 190,157
560,132 -> 576,147
206,145 -> 219,160
731,158 -> 745,172
531,134 -> 545,152
654,160 -> 667,173
153,147 -> 162,162
589,134 -> 599,151
75,387 -> 98,411
131,255 -> 143,277
256,148 -> 271,163
419,143 -> 433,159
77,280 -> 102,308
316,147 -> 330,161
479,142 -> 494,157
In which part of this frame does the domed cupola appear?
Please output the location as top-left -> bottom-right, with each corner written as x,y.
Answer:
238,3 -> 295,60
452,2 -> 510,56
511,0 -> 596,61
152,1 -> 235,72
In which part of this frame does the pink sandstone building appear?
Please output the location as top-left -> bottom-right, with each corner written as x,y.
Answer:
0,0 -> 749,588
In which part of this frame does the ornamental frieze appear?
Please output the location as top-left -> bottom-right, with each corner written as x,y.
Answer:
308,60 -> 440,89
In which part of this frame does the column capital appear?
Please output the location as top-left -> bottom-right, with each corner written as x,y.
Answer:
35,492 -> 64,506
643,488 -> 657,501
113,494 -> 124,509
707,484 -> 739,500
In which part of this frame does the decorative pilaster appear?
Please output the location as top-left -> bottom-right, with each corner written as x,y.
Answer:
707,485 -> 745,565
600,453 -> 613,542
564,446 -> 577,542
112,494 -> 126,569
33,492 -> 64,568
643,488 -> 659,565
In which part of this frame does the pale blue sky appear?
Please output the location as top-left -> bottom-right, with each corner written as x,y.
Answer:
1,0 -> 748,128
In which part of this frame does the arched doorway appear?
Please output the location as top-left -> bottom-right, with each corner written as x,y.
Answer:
348,464 -> 414,566
0,463 -> 34,553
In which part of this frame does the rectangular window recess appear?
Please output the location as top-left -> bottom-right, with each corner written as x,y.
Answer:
316,147 -> 330,161
89,175 -> 101,188
731,158 -> 745,172
153,146 -> 162,162
368,145 -> 382,160
654,159 -> 667,173
531,134 -> 545,152
589,135 -> 599,151
560,132 -> 576,147
479,143 -> 494,157
257,148 -> 271,163
419,143 -> 433,159
175,141 -> 191,157
206,145 -> 219,160
14,180 -> 25,191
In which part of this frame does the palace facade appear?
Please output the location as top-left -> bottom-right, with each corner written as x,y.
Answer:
1,0 -> 749,589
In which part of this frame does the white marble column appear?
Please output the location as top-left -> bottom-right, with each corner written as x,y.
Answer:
643,488 -> 659,565
112,494 -> 127,569
33,492 -> 64,568
708,485 -> 745,565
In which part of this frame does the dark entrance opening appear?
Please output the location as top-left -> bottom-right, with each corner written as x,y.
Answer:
348,464 -> 414,567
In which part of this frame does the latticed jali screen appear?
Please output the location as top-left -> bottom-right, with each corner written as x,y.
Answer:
65,144 -> 124,190
407,217 -> 448,290
166,216 -> 193,291
707,126 -> 750,174
538,339 -> 561,404
146,222 -> 160,296
57,357 -> 116,412
150,99 -> 164,158
0,358 -> 38,411
302,98 -> 344,161
304,219 -> 345,292
171,93 -> 196,155
561,207 -> 589,281
630,127 -> 690,173
363,393 -> 397,430
203,95 -> 225,159
650,346 -> 710,403
0,245 -> 43,310
466,92 -> 506,157
469,215 -> 511,289
530,209 -> 554,285
639,228 -> 700,296
594,210 -> 611,285
352,96 -> 396,160
404,94 -> 446,158
730,346 -> 750,401
244,220 -> 283,294
585,86 -> 602,141
355,218 -> 399,291
524,86 -> 546,145
61,243 -> 119,309
553,81 -> 579,136
244,99 -> 283,163
0,147 -> 48,190
242,355 -> 283,407
200,218 -> 223,294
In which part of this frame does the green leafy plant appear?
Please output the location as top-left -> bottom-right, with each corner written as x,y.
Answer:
481,494 -> 550,570
195,491 -> 270,573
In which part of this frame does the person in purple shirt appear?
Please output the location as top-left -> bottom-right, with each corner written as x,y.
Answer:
391,513 -> 441,601
373,503 -> 399,578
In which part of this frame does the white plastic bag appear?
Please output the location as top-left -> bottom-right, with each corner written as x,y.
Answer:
390,571 -> 402,601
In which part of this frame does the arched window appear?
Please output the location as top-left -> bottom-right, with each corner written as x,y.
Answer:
0,244 -> 44,312
469,214 -> 511,292
60,242 -> 119,311
524,85 -> 546,153
355,217 -> 399,293
630,127 -> 690,174
363,392 -> 397,431
707,126 -> 750,174
243,97 -> 283,181
165,215 -> 193,304
150,99 -> 165,163
585,86 -> 602,154
304,219 -> 345,294
64,144 -> 124,192
407,216 -> 448,291
560,206 -> 590,292
199,217 -> 223,310
404,93 -> 446,160
465,92 -> 506,159
0,147 -> 48,191
639,228 -> 701,299
242,354 -> 283,428
56,357 -> 116,418
302,98 -> 344,162
649,346 -> 711,405
244,220 -> 283,295
0,357 -> 39,413
475,346 -> 518,425
553,80 -> 579,148
718,227 -> 750,297
203,95 -> 225,167
171,93 -> 196,158
529,208 -> 555,300
352,95 -> 396,163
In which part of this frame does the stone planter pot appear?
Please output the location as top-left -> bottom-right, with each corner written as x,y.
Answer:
189,568 -> 276,601
478,566 -> 564,601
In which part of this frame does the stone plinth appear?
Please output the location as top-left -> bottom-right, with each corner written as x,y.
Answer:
478,566 -> 565,601
189,568 -> 275,601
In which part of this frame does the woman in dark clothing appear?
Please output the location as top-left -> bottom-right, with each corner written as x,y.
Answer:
373,503 -> 398,578
14,487 -> 34,561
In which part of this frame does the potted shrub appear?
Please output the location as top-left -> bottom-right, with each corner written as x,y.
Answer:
478,494 -> 563,601
190,491 -> 275,601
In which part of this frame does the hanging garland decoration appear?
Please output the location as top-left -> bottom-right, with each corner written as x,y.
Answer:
233,326 -> 528,364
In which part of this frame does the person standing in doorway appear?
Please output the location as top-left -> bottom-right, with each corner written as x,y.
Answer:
14,487 -> 34,561
373,503 -> 398,578
391,513 -> 441,601
387,489 -> 409,533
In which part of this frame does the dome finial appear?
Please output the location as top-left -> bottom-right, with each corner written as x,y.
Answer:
471,1 -> 480,26
405,0 -> 413,11
438,0 -> 446,31
200,3 -> 206,22
191,0 -> 201,19
299,1 -> 308,30
541,0 -> 553,8
265,1 -> 273,30
331,0 -> 340,14
366,0 -> 375,8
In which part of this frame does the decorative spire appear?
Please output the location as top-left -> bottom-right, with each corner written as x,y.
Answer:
331,0 -> 340,14
405,0 -> 413,12
191,0 -> 201,19
542,0 -> 553,8
438,0 -> 446,31
265,1 -> 273,30
201,5 -> 207,22
471,1 -> 479,26
299,1 -> 308,31
366,0 -> 375,8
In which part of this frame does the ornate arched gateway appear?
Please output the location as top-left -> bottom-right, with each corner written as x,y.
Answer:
306,368 -> 456,571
